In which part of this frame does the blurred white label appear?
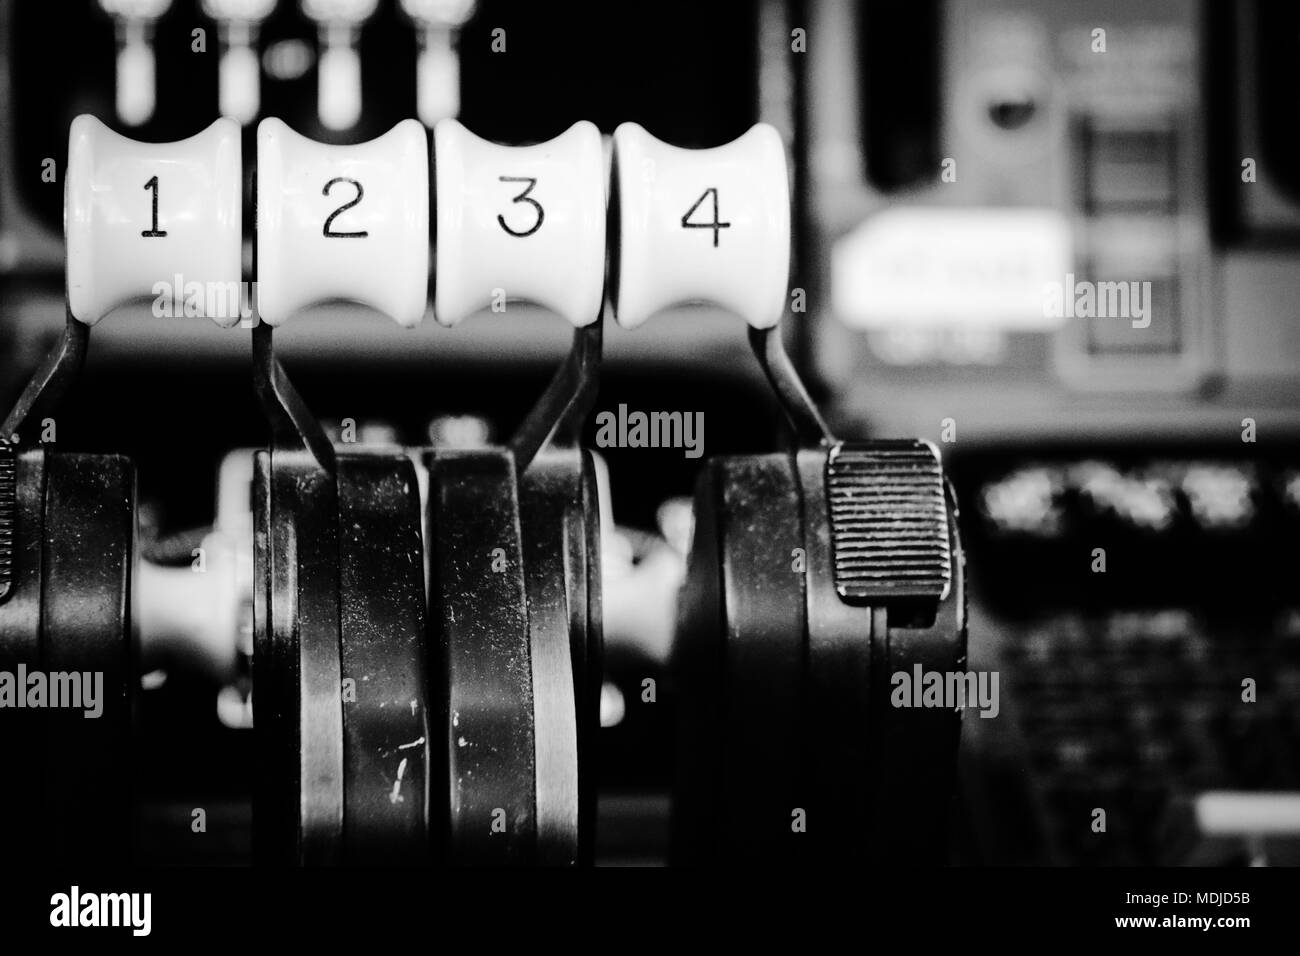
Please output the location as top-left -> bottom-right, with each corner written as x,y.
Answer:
832,207 -> 1072,330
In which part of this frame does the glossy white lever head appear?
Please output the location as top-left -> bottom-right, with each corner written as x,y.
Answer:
434,119 -> 606,328
610,122 -> 790,331
65,114 -> 244,326
256,118 -> 430,327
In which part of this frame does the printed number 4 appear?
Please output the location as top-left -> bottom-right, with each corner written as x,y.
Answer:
681,187 -> 730,247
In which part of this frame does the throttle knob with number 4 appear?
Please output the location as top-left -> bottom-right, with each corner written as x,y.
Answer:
65,115 -> 243,327
610,122 -> 790,331
433,119 -> 606,328
256,118 -> 430,327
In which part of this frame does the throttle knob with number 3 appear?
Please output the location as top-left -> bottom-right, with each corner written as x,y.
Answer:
65,115 -> 243,327
433,119 -> 606,328
611,123 -> 790,331
256,118 -> 430,327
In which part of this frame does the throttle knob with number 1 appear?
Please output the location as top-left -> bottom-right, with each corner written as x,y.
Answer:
65,115 -> 243,327
256,118 -> 430,327
434,119 -> 606,328
611,122 -> 790,331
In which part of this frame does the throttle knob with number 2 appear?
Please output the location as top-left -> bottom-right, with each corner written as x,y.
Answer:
256,118 -> 430,327
611,122 -> 790,331
433,119 -> 606,328
65,115 -> 243,327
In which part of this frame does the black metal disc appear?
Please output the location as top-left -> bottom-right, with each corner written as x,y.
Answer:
795,447 -> 875,861
425,448 -> 536,865
252,449 -> 344,866
671,453 -> 807,864
516,447 -> 602,865
40,452 -> 135,863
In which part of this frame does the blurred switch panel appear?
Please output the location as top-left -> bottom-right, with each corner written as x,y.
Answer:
805,0 -> 1300,444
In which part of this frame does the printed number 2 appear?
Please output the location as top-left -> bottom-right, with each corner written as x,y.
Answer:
497,176 -> 544,238
322,177 -> 368,238
142,176 -> 167,238
681,187 -> 730,247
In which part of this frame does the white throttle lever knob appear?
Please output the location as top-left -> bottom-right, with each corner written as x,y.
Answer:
433,119 -> 606,328
65,115 -> 244,327
256,119 -> 430,327
610,123 -> 790,331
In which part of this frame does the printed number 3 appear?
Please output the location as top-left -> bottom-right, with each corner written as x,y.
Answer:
497,176 -> 544,238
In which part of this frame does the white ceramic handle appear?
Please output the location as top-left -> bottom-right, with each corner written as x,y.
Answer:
65,115 -> 244,326
434,119 -> 606,328
610,122 -> 791,331
256,118 -> 430,327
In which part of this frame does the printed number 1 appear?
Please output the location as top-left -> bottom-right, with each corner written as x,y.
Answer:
681,187 -> 730,247
142,176 -> 167,238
